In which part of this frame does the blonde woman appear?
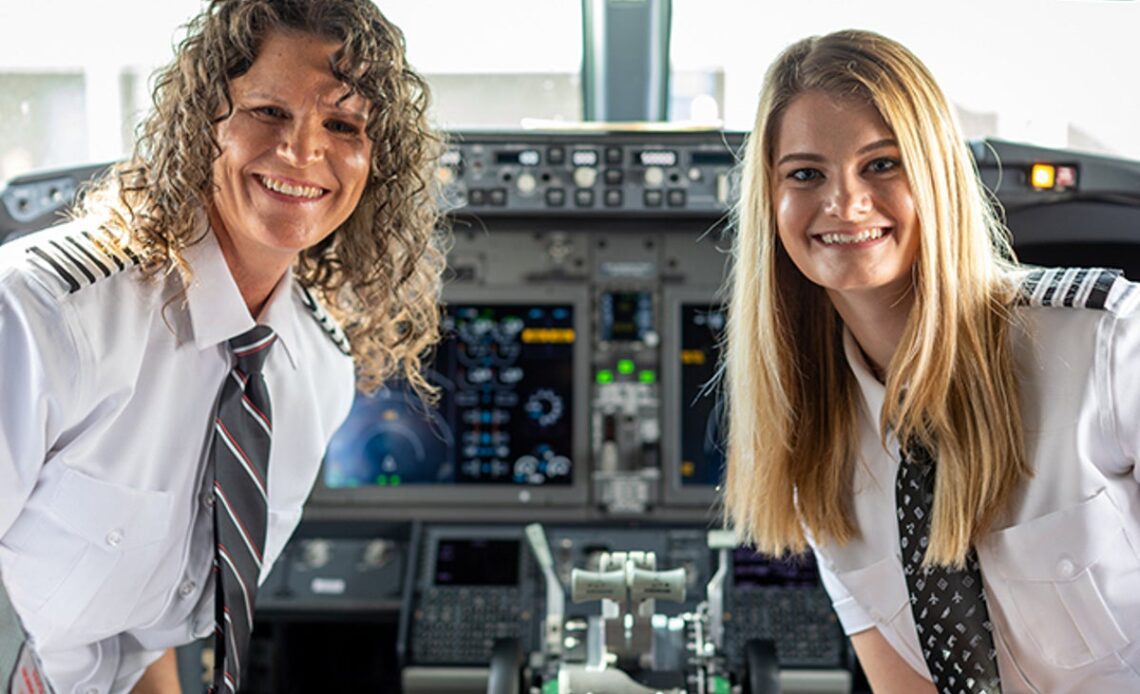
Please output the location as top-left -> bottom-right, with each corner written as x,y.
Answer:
0,1 -> 445,692
723,30 -> 1140,693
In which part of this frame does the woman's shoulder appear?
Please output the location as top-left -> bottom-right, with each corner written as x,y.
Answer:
0,219 -> 144,303
293,283 -> 352,357
1014,266 -> 1139,316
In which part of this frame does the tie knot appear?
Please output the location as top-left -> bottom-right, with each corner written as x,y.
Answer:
229,325 -> 277,376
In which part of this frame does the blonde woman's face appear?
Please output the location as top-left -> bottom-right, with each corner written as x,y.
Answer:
209,29 -> 372,281
771,91 -> 919,302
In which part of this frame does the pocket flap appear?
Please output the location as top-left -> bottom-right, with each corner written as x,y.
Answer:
984,489 -> 1120,581
50,467 -> 172,549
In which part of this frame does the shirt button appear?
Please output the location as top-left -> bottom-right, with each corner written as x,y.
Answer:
178,580 -> 197,598
105,529 -> 123,547
1057,558 -> 1076,578
202,492 -> 216,508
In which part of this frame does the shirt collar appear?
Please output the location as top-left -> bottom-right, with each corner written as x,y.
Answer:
182,227 -> 300,370
842,326 -> 886,424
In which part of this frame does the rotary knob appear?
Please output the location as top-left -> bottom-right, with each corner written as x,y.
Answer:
301,539 -> 332,569
516,172 -> 537,195
573,166 -> 598,188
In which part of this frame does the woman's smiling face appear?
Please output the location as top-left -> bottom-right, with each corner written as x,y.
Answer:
772,90 -> 920,303
209,28 -> 372,280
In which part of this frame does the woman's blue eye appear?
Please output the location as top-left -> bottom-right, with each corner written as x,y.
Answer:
868,157 -> 900,173
790,168 -> 821,182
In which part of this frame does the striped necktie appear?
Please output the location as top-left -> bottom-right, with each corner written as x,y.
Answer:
896,442 -> 1001,694
211,325 -> 277,693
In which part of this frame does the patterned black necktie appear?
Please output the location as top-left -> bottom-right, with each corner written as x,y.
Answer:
896,443 -> 1001,694
211,325 -> 277,693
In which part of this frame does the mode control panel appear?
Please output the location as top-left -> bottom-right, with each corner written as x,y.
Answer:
438,131 -> 745,216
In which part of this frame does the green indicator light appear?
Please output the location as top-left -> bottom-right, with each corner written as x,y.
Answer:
376,474 -> 388,486
710,676 -> 731,694
638,369 -> 656,383
617,359 -> 635,375
597,369 -> 614,384
391,474 -> 401,486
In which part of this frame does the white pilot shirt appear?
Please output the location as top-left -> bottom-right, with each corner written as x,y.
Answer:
810,271 -> 1140,693
0,220 -> 355,693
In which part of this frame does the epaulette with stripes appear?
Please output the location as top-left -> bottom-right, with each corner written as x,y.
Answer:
1018,267 -> 1130,311
297,285 -> 352,356
24,228 -> 141,295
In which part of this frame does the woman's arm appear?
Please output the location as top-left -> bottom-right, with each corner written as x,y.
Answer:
850,628 -> 937,694
130,648 -> 182,694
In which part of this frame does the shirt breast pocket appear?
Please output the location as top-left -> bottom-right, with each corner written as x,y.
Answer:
1,465 -> 172,642
978,489 -> 1137,669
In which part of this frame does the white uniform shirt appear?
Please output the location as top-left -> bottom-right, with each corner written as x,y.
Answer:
0,221 -> 355,693
811,272 -> 1140,692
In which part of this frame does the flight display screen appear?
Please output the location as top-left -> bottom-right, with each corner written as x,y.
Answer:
678,302 -> 726,486
323,303 -> 576,488
733,548 -> 820,589
599,290 -> 653,342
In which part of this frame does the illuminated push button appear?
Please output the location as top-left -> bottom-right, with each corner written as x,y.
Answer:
1057,558 -> 1076,579
604,169 -> 624,185
468,188 -> 486,206
604,190 -> 623,207
605,146 -> 623,164
547,146 -> 566,165
643,190 -> 663,207
574,189 -> 594,207
489,188 -> 508,206
667,189 -> 687,207
644,167 -> 665,187
1030,163 -> 1056,190
106,529 -> 123,547
1055,165 -> 1078,189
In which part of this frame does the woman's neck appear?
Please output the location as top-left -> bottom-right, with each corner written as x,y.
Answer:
827,284 -> 915,382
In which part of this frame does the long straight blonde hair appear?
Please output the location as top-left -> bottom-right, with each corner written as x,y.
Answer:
723,30 -> 1031,568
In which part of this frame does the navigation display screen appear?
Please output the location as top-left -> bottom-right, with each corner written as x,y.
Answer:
323,303 -> 576,488
678,302 -> 726,486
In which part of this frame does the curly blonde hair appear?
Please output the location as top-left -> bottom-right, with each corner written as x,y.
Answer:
78,0 -> 447,397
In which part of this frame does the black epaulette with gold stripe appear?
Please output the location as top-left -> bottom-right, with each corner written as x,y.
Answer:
297,285 -> 352,356
24,229 -> 141,295
1018,267 -> 1124,310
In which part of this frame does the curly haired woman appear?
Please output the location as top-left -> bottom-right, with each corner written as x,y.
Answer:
0,1 -> 446,692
